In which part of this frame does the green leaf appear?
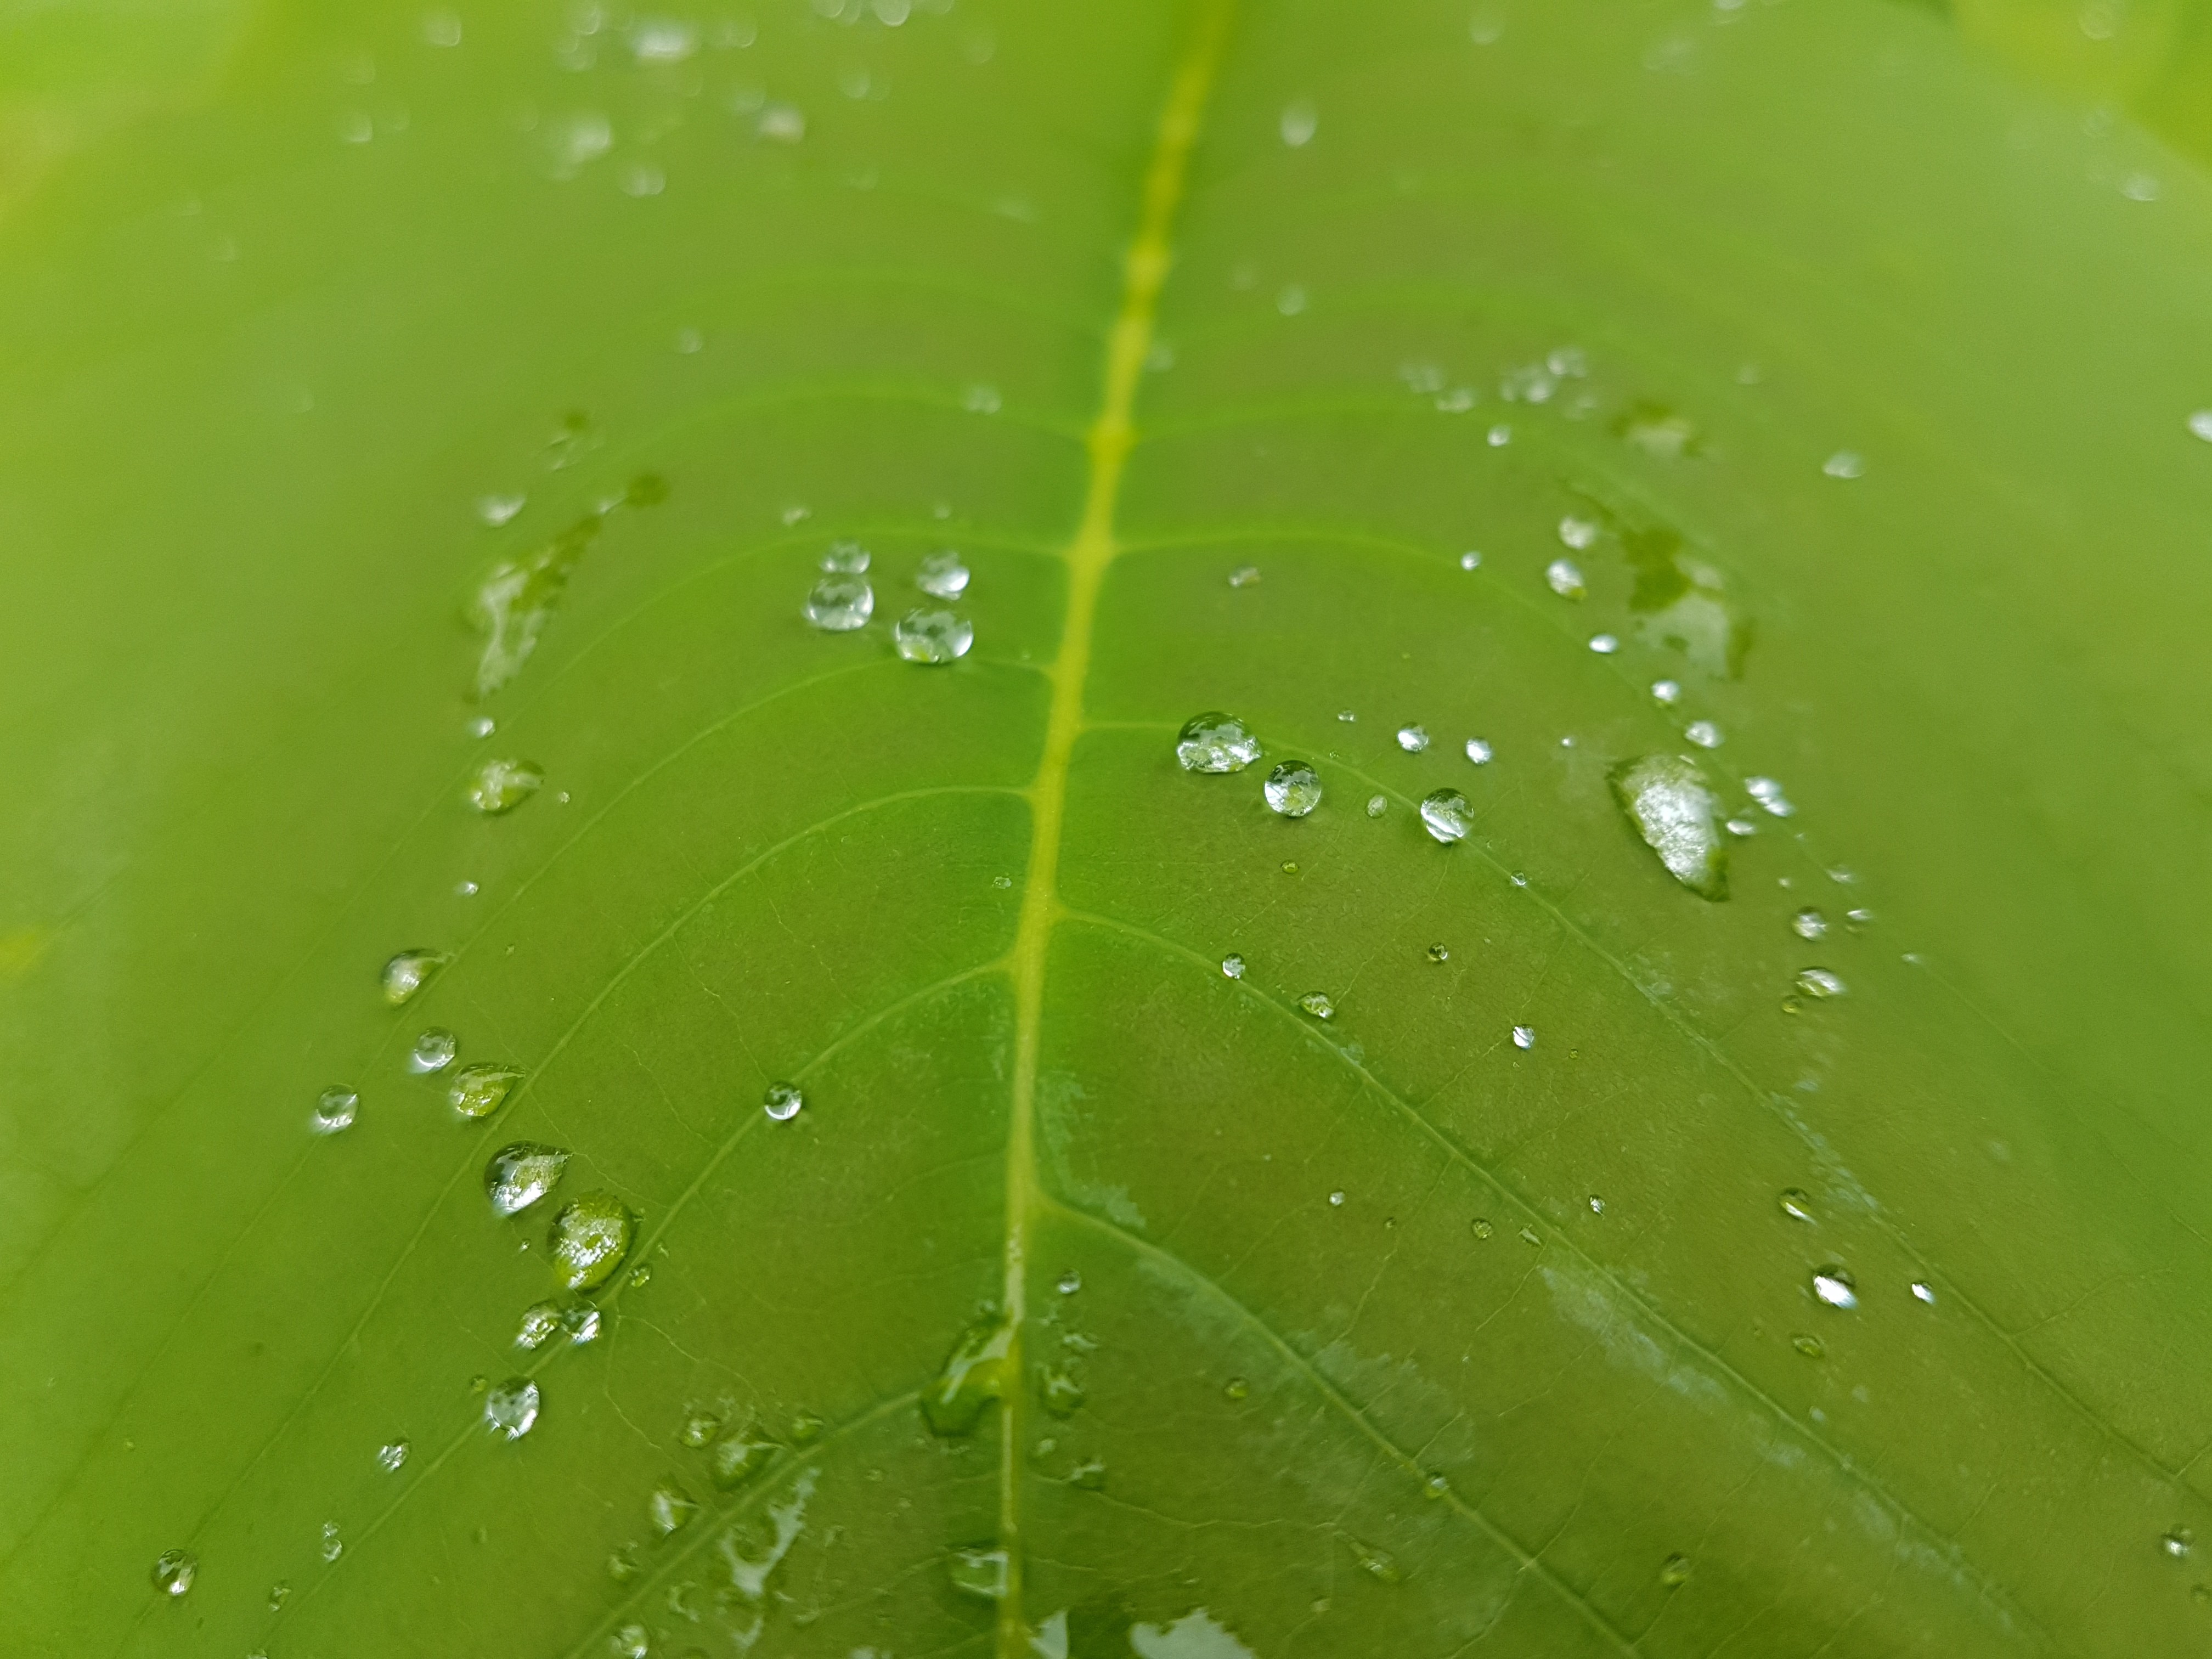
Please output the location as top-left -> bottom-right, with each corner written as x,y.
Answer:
4,0 -> 2211,1655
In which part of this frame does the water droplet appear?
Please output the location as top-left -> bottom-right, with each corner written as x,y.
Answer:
1910,1280 -> 1937,1305
678,1409 -> 721,1448
455,879 -> 480,897
789,1408 -> 823,1442
1791,1333 -> 1825,1358
1588,633 -> 1619,653
894,608 -> 974,663
1846,907 -> 1875,930
1176,712 -> 1262,773
1684,720 -> 1722,749
449,1062 -> 523,1119
1459,550 -> 1482,571
1822,450 -> 1864,479
803,574 -> 873,631
1327,1189 -> 1346,1205
409,1029 -> 458,1074
1558,516 -> 1600,551
564,1305 -> 602,1342
1070,1457 -> 1107,1489
1299,992 -> 1335,1020
548,1193 -> 636,1291
820,540 -> 870,574
1464,737 -> 1493,764
466,716 -> 496,741
1423,1472 -> 1450,1499
478,493 -> 526,527
612,1622 -> 650,1658
1651,679 -> 1681,706
1057,1268 -> 1082,1294
267,1582 -> 290,1612
516,1301 -> 563,1349
1419,788 -> 1474,844
1746,776 -> 1794,817
923,1316 -> 1015,1436
319,1521 -> 343,1564
1427,942 -> 1450,962
1347,1537 -> 1401,1583
1785,909 -> 1828,943
1220,952 -> 1245,979
1589,1194 -> 1605,1213
1610,754 -> 1726,900
1279,98 -> 1317,145
1223,1376 -> 1250,1400
486,1142 -> 570,1216
1039,1367 -> 1085,1417
1227,563 -> 1261,587
757,103 -> 805,142
151,1549 -> 196,1597
963,383 -> 1002,414
1794,968 -> 1847,1000
1263,762 -> 1322,817
1724,817 -> 1756,837
423,9 -> 462,46
2166,1526 -> 2196,1559
1470,1218 -> 1493,1239
1779,1188 -> 1814,1222
1545,557 -> 1587,598
1511,1025 -> 1536,1049
376,1439 -> 409,1472
1659,1553 -> 1692,1588
911,551 -> 972,599
1276,284 -> 1308,316
381,948 -> 449,1006
1364,794 -> 1387,817
1396,724 -> 1430,753
702,1425 -> 777,1489
648,1481 -> 699,1536
485,1377 -> 541,1439
1487,422 -> 1512,446
2190,411 -> 2212,444
1812,1266 -> 1857,1310
763,1081 -> 804,1121
948,1545 -> 1010,1600
312,1086 -> 359,1135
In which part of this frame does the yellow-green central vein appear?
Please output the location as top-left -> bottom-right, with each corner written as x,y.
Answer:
996,4 -> 1235,1649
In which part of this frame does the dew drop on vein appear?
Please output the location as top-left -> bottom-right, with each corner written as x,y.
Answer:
1176,712 -> 1261,773
151,1550 -> 196,1598
1220,952 -> 1245,979
1299,992 -> 1335,1020
1263,762 -> 1322,817
318,1522 -> 343,1564
485,1378 -> 541,1439
895,607 -> 972,663
1419,788 -> 1474,843
648,1481 -> 699,1536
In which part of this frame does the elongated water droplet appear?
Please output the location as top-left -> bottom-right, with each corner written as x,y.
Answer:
1039,1367 -> 1085,1417
763,1081 -> 804,1121
1279,98 -> 1317,146
1910,1280 -> 1937,1305
803,574 -> 873,631
1365,794 -> 1386,817
376,1439 -> 409,1472
1812,1266 -> 1857,1310
516,1301 -> 562,1349
312,1086 -> 359,1135
485,1378 -> 541,1439
1822,450 -> 1864,479
1419,788 -> 1474,843
1220,952 -> 1245,978
381,948 -> 449,1006
894,608 -> 973,663
1746,776 -> 1794,817
1511,1025 -> 1535,1049
318,1522 -> 343,1563
1791,1333 -> 1825,1358
449,1062 -> 523,1120
409,1029 -> 458,1074
1347,1537 -> 1401,1583
1545,557 -> 1586,598
948,1545 -> 1010,1600
548,1193 -> 636,1291
1684,719 -> 1722,749
1610,754 -> 1726,900
1395,723 -> 1430,753
1779,1188 -> 1814,1222
922,1316 -> 1015,1436
708,1427 -> 778,1489
1299,991 -> 1335,1020
467,758 -> 543,815
1792,909 -> 1827,940
1176,712 -> 1261,773
648,1481 -> 699,1536
1794,968 -> 1847,1000
1263,762 -> 1322,817
486,1143 -> 569,1215
820,540 -> 870,574
917,551 -> 970,597
151,1550 -> 196,1597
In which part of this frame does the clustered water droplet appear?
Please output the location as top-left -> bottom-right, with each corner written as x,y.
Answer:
548,1194 -> 637,1291
486,1143 -> 570,1216
1263,762 -> 1322,817
1176,712 -> 1262,774
1419,788 -> 1474,843
408,1029 -> 458,1074
894,608 -> 973,663
467,757 -> 544,815
450,1062 -> 523,1119
803,574 -> 873,631
917,551 -> 970,597
381,948 -> 449,1006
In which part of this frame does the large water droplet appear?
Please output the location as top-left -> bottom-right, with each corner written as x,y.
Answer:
1511,1025 -> 1536,1049
917,551 -> 970,597
895,608 -> 973,663
1176,713 -> 1261,774
486,1143 -> 570,1216
467,758 -> 544,815
820,539 -> 870,574
1395,724 -> 1429,753
803,574 -> 873,631
381,948 -> 449,1006
548,1193 -> 636,1291
1419,788 -> 1474,843
484,1378 -> 541,1439
947,1545 -> 1011,1600
1545,558 -> 1587,599
922,1317 -> 1015,1436
151,1549 -> 196,1597
1812,1266 -> 1857,1310
648,1481 -> 699,1536
763,1081 -> 804,1121
1263,762 -> 1322,817
1610,754 -> 1726,900
312,1086 -> 359,1135
449,1062 -> 523,1120
409,1029 -> 458,1074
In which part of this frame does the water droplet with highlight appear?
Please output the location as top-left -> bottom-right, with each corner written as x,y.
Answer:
1545,558 -> 1587,599
1176,713 -> 1262,774
1427,943 -> 1449,962
1464,738 -> 1492,764
563,1305 -> 601,1343
1224,1376 -> 1250,1400
963,383 -> 1001,414
1423,1471 -> 1450,1499
707,1428 -> 778,1488
1419,788 -> 1474,843
1220,953 -> 1245,978
1746,776 -> 1794,817
1348,1538 -> 1402,1583
548,1193 -> 636,1291
895,608 -> 973,663
313,1086 -> 359,1135
1791,909 -> 1828,941
1610,754 -> 1726,900
1459,550 -> 1482,570
1812,1266 -> 1857,1310
484,1378 -> 541,1439
648,1482 -> 699,1536
478,493 -> 526,527
2190,411 -> 2212,444
467,758 -> 543,815
1794,968 -> 1847,1000
1822,450 -> 1864,479
376,1439 -> 409,1472
923,1316 -> 1016,1436
1651,679 -> 1681,706
1396,724 -> 1430,753
678,1409 -> 722,1448
1791,1333 -> 1825,1358
1263,762 -> 1322,817
1328,1189 -> 1345,1205
1589,633 -> 1619,653
763,1081 -> 804,1121
2166,1526 -> 2196,1559
450,1063 -> 522,1119
1684,720 -> 1722,749
409,1029 -> 457,1074
515,1302 -> 562,1349
1299,992 -> 1335,1020
1057,1268 -> 1082,1294
381,948 -> 449,1006
917,551 -> 969,597
949,1545 -> 1010,1600
1779,1188 -> 1814,1222
611,1623 -> 649,1659
1911,1280 -> 1937,1305
151,1550 -> 196,1597
1279,99 -> 1317,145
1660,1553 -> 1692,1588
1511,1025 -> 1535,1049
1558,516 -> 1599,550
486,1143 -> 569,1216
319,1522 -> 343,1564
1365,794 -> 1386,817
1039,1367 -> 1085,1417
1470,1218 -> 1493,1239
820,540 -> 870,574
804,574 -> 873,631
1227,564 -> 1260,586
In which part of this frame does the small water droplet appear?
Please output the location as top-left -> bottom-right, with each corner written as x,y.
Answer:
1363,793 -> 1386,817
1822,450 -> 1864,479
915,551 -> 970,598
1791,1333 -> 1825,1358
1470,1217 -> 1493,1239
612,1621 -> 650,1658
1279,98 -> 1317,145
1511,1025 -> 1536,1049
948,1545 -> 1010,1600
1794,968 -> 1847,1000
706,1427 -> 777,1488
1659,1553 -> 1692,1588
803,574 -> 873,631
1070,1457 -> 1106,1489
1418,787 -> 1474,843
1300,992 -> 1335,1020
1558,516 -> 1600,551
923,1316 -> 1016,1436
267,1582 -> 290,1612
486,1143 -> 570,1216
1910,1280 -> 1937,1305
318,1521 -> 343,1564
1779,1188 -> 1814,1222
409,1029 -> 458,1074
1423,1471 -> 1450,1499
1227,563 -> 1261,586
1651,679 -> 1681,706
1223,1376 -> 1250,1400
820,540 -> 870,574
1588,633 -> 1619,653
376,1438 -> 409,1472
1487,422 -> 1512,445
477,494 -> 526,527
895,607 -> 973,663
1684,720 -> 1722,749
1039,1366 -> 1085,1417
628,1262 -> 652,1288
648,1481 -> 699,1536
1057,1268 -> 1082,1294
1396,724 -> 1430,753
2166,1526 -> 2196,1559
485,1377 -> 541,1439
548,1193 -> 636,1291
789,1408 -> 823,1442
1263,762 -> 1323,817
449,1062 -> 523,1120
1459,550 -> 1482,570
381,948 -> 449,1006
563,1305 -> 602,1342
1724,817 -> 1756,837
1464,737 -> 1493,765
1611,754 -> 1726,900
1791,909 -> 1827,941
1545,557 -> 1587,598
1327,1189 -> 1346,1205
678,1409 -> 721,1448
312,1085 -> 359,1135
1812,1266 -> 1857,1310
763,1081 -> 804,1121
758,103 -> 805,142
455,879 -> 480,896
1176,712 -> 1263,773
467,715 -> 497,740
1347,1537 -> 1401,1583
1427,942 -> 1450,962
2190,411 -> 2212,444
963,383 -> 1002,414
1220,952 -> 1245,978
1746,776 -> 1794,817
1276,285 -> 1307,316
1588,1195 -> 1605,1214
516,1301 -> 563,1349
1509,871 -> 1528,887
151,1549 -> 196,1597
